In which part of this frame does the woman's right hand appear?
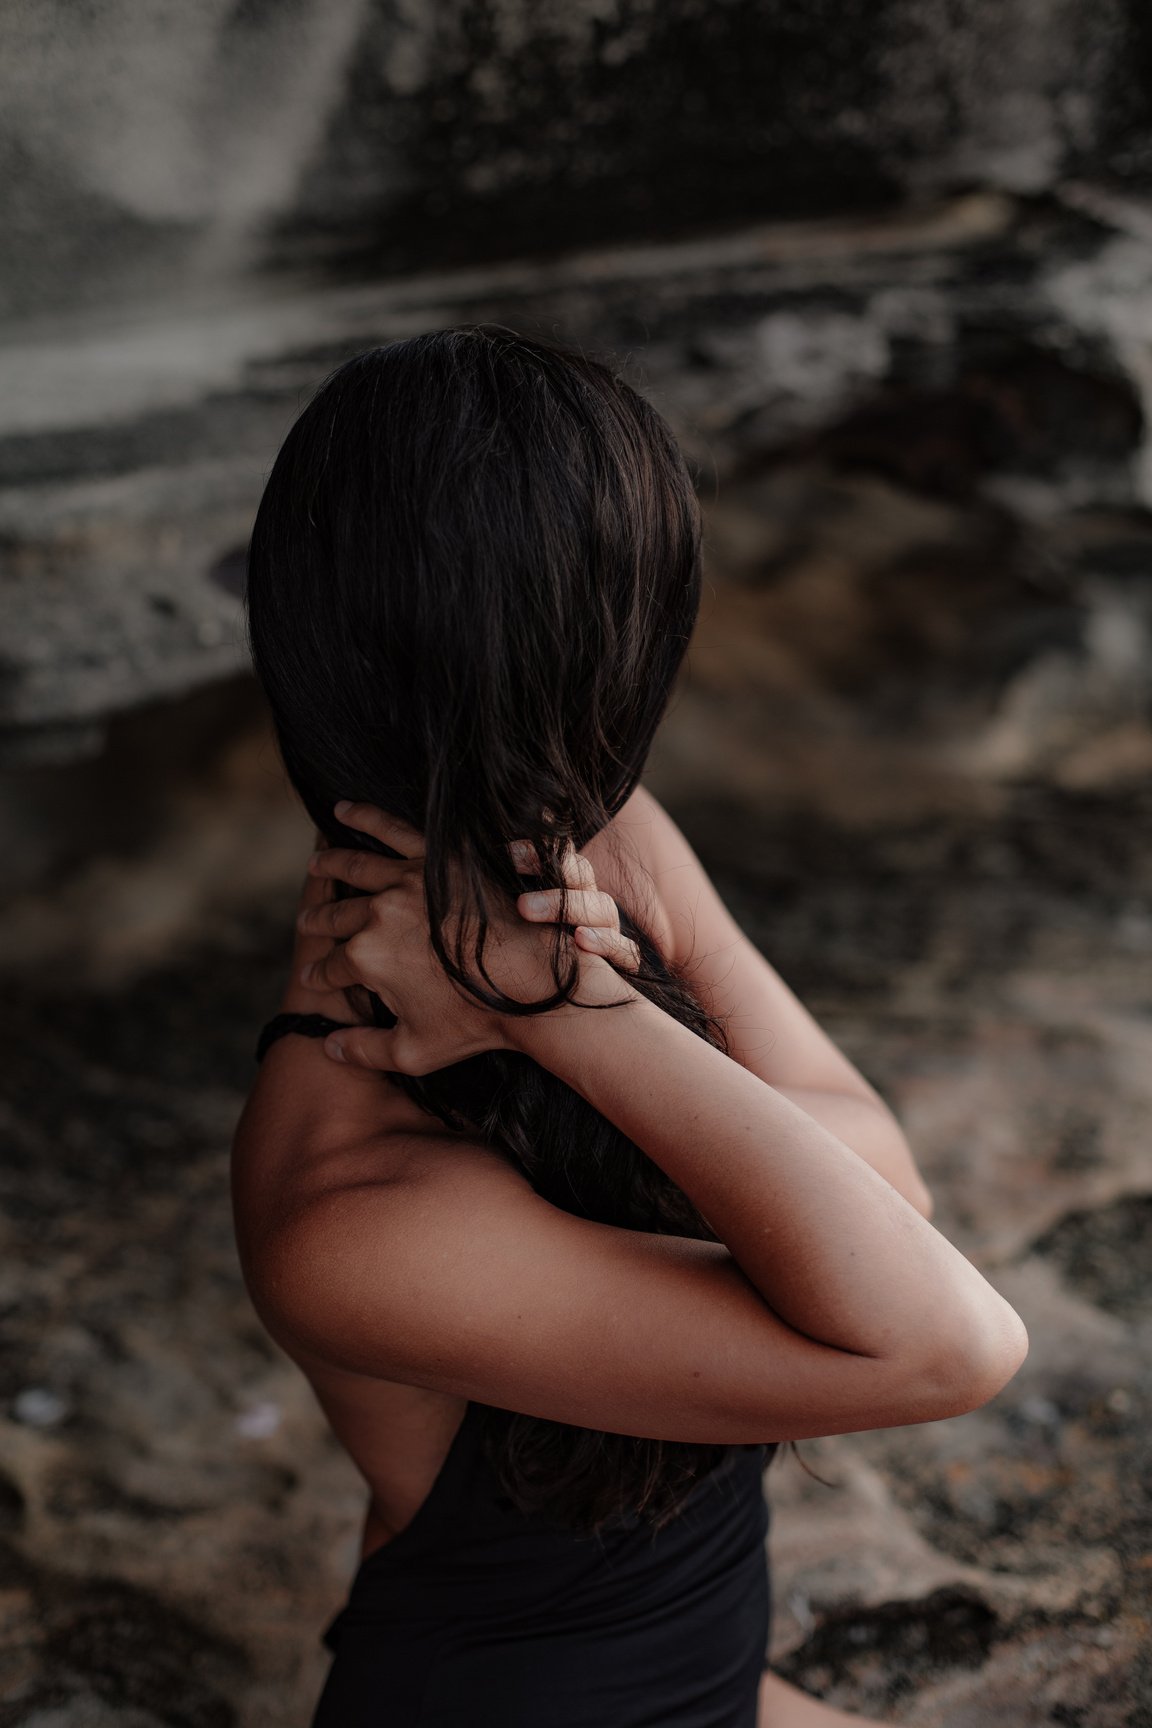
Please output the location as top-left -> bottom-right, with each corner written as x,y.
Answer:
296,799 -> 640,1075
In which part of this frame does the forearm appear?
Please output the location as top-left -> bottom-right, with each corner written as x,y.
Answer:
772,1087 -> 933,1218
514,975 -> 1019,1372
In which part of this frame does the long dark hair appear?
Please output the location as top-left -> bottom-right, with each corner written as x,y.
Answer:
245,324 -> 771,1534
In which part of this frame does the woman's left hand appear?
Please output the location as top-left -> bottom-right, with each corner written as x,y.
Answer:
277,828 -> 379,1024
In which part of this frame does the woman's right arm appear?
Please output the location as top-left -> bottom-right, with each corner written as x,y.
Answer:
242,956 -> 1027,1445
510,979 -> 1026,1394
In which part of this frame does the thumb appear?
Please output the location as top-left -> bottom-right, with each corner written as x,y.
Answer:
324,1027 -> 397,1071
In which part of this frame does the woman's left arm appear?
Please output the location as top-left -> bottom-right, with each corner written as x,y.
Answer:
612,788 -> 934,1219
235,838 -> 399,1163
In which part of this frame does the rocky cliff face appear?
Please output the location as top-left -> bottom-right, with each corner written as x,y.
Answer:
5,0 -> 1152,319
5,186 -> 1152,890
4,0 -> 1152,773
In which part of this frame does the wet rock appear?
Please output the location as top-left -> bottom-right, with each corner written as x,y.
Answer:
653,466 -> 1152,818
5,1 -> 1151,322
0,1474 -> 26,1537
0,677 -> 310,976
1032,1194 -> 1152,1322
11,1391 -> 70,1432
898,1617 -> 1148,1728
4,192 -> 1152,764
0,459 -> 258,745
36,1577 -> 245,1728
12,1702 -> 168,1728
776,1586 -> 998,1716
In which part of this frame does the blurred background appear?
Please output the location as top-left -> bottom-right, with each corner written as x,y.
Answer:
2,3 -> 1150,1724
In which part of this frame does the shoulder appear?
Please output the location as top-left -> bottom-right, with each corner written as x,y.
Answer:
611,784 -> 706,878
588,785 -> 714,972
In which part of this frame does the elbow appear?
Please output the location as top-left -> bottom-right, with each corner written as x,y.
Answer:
974,1303 -> 1031,1402
921,1301 -> 1030,1421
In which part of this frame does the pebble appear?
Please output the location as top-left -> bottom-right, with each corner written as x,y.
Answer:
12,1388 -> 69,1429
234,1399 -> 282,1439
788,1589 -> 816,1636
1018,1396 -> 1062,1429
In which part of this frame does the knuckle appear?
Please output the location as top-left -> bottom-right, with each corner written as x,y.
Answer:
344,930 -> 370,967
391,1033 -> 419,1075
343,851 -> 368,885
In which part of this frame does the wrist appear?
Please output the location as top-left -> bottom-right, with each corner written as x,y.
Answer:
500,958 -> 643,1058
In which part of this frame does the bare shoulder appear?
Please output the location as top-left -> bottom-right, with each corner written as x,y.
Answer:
242,1120 -> 762,1441
604,782 -> 694,875
602,788 -> 895,1109
589,784 -> 706,970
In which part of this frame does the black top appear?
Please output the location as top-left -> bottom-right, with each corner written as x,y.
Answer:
312,1400 -> 774,1728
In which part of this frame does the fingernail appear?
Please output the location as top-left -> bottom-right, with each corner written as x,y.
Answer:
334,799 -> 353,818
521,892 -> 549,914
509,840 -> 534,868
306,851 -> 321,870
299,962 -> 314,984
576,925 -> 603,946
325,1037 -> 346,1062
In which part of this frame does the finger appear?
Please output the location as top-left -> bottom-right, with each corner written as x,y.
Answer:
559,843 -> 596,890
308,847 -> 401,892
509,837 -> 594,886
300,943 -> 362,994
323,1026 -> 397,1071
508,838 -> 540,874
574,925 -> 643,972
296,895 -> 372,940
333,800 -> 425,858
517,887 -> 619,928
299,861 -> 337,907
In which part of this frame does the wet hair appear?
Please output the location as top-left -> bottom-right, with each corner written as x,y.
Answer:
245,324 -> 764,1534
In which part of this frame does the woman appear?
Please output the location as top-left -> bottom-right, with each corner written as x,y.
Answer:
232,325 -> 1028,1727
